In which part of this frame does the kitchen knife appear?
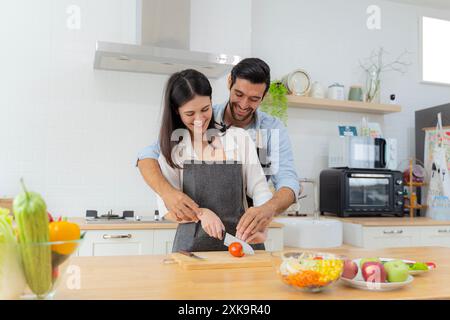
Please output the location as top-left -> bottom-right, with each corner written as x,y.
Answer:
223,232 -> 255,255
178,250 -> 205,260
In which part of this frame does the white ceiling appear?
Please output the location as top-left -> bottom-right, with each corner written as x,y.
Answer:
386,0 -> 450,10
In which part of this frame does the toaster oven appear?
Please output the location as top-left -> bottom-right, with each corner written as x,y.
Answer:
320,168 -> 404,217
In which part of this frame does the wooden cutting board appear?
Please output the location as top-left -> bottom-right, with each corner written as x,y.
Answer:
170,250 -> 273,270
0,198 -> 13,213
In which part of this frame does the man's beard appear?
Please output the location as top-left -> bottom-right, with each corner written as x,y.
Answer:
229,101 -> 255,122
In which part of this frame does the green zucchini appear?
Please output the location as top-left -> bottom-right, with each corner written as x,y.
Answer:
13,179 -> 52,297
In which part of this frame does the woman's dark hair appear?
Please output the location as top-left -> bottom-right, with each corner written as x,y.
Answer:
229,58 -> 271,96
159,69 -> 214,168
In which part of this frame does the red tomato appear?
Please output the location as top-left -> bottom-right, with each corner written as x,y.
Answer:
313,257 -> 323,260
228,242 -> 245,257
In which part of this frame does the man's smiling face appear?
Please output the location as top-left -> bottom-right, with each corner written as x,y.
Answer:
228,78 -> 267,122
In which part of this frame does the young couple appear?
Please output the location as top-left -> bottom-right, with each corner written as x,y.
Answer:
137,58 -> 299,252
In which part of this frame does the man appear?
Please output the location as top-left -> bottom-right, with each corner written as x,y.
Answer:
137,58 -> 299,241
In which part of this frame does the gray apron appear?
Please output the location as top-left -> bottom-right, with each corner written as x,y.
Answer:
172,160 -> 265,252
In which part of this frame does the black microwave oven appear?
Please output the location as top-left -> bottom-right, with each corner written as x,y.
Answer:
319,168 -> 404,217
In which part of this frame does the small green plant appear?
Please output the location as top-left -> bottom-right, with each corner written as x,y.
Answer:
261,81 -> 289,126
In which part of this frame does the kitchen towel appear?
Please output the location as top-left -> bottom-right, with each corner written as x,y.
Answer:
426,113 -> 450,220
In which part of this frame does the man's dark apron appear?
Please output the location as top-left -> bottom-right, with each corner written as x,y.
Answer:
172,160 -> 265,252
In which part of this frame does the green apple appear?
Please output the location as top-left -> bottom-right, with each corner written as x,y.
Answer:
384,260 -> 410,282
359,258 -> 381,268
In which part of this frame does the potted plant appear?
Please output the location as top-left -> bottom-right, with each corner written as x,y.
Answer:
261,81 -> 289,125
359,47 -> 411,103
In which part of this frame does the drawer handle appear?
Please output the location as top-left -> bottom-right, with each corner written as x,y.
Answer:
438,229 -> 450,234
103,234 -> 132,239
383,230 -> 403,235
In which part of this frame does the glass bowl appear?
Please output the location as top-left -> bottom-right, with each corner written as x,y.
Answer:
0,239 -> 82,300
272,251 -> 345,293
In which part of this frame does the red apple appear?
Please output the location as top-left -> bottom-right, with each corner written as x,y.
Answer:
361,262 -> 387,283
342,259 -> 358,279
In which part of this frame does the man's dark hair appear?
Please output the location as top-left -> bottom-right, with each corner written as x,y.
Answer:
229,58 -> 271,96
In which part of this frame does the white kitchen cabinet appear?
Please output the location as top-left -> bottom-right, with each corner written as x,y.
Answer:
419,227 -> 450,246
78,230 -> 154,256
265,228 -> 284,252
153,229 -> 177,254
362,227 -> 421,249
78,227 -> 284,256
343,222 -> 450,248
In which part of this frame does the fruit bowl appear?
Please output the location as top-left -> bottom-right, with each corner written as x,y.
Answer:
340,258 -> 414,291
272,251 -> 344,293
0,239 -> 82,300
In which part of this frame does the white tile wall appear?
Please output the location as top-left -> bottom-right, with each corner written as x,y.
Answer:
251,0 -> 450,183
0,0 -> 251,217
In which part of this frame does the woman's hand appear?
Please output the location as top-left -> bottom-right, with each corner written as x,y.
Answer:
245,229 -> 268,244
198,208 -> 225,240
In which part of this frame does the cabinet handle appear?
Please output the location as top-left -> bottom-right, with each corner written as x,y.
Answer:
103,234 -> 132,239
438,229 -> 450,234
383,230 -> 403,235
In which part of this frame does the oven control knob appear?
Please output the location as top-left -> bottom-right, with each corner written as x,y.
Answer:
396,201 -> 404,206
396,180 -> 403,185
397,190 -> 404,196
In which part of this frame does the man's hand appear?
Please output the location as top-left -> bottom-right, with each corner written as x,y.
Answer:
138,158 -> 200,221
236,205 -> 274,241
246,229 -> 268,244
162,188 -> 200,222
236,187 -> 296,241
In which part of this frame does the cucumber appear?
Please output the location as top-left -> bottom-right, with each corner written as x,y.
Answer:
13,179 -> 52,297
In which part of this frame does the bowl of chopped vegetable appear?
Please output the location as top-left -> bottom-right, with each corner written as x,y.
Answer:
272,251 -> 345,292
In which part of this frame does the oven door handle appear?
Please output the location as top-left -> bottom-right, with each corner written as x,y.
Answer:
376,138 -> 387,168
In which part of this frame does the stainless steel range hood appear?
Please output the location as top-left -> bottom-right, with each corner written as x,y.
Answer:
94,0 -> 241,78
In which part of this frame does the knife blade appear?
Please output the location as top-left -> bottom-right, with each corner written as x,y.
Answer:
223,232 -> 255,255
178,250 -> 205,260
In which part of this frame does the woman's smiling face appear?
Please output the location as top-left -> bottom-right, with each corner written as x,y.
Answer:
178,95 -> 212,136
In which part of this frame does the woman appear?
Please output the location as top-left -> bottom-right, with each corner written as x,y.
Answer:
156,69 -> 273,252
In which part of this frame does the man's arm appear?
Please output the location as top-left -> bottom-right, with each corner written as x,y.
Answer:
236,187 -> 295,241
237,120 -> 299,241
136,143 -> 200,221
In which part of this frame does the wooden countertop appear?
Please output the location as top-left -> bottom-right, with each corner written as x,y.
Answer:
69,217 -> 284,230
56,246 -> 449,300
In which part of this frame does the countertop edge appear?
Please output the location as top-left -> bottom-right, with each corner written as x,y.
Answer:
69,217 -> 284,230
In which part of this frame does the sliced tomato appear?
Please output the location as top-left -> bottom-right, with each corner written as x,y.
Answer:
425,262 -> 436,269
313,256 -> 323,260
228,242 -> 245,258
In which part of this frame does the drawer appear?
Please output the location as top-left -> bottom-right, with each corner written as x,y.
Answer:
153,229 -> 176,254
78,230 -> 154,256
363,227 -> 421,248
420,227 -> 450,247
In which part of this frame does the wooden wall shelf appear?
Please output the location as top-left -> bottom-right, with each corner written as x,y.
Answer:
287,95 -> 402,114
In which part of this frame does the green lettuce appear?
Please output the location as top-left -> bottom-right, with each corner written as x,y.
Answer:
0,208 -> 26,299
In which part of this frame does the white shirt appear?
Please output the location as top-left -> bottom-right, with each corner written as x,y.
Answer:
156,127 -> 273,217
